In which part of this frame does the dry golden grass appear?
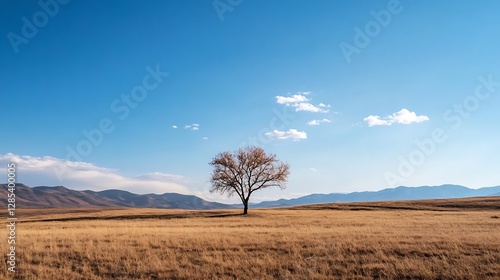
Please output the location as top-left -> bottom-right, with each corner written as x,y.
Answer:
2,198 -> 500,279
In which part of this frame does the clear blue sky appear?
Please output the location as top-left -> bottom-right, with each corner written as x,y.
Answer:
1,0 -> 499,202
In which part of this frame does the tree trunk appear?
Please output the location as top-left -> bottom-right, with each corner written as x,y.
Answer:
243,203 -> 248,215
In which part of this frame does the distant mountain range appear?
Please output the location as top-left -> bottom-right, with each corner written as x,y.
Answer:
252,184 -> 500,208
1,184 -> 499,209
0,184 -> 234,209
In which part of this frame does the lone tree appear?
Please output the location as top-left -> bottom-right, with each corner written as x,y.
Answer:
209,146 -> 290,215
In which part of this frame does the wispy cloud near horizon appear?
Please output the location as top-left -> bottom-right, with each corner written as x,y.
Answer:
0,153 -> 190,195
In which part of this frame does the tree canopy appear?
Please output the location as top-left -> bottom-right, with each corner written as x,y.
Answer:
209,146 -> 290,214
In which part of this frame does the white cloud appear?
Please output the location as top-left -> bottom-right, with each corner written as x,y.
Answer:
184,123 -> 200,130
275,94 -> 309,104
309,167 -> 317,172
202,137 -> 208,140
307,118 -> 331,126
172,125 -> 177,129
0,153 -> 190,194
265,129 -> 307,141
275,92 -> 330,113
293,103 -> 328,113
388,109 -> 429,124
135,172 -> 185,182
364,115 -> 392,126
364,109 -> 429,127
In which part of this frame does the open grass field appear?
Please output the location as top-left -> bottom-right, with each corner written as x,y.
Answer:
2,197 -> 500,279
